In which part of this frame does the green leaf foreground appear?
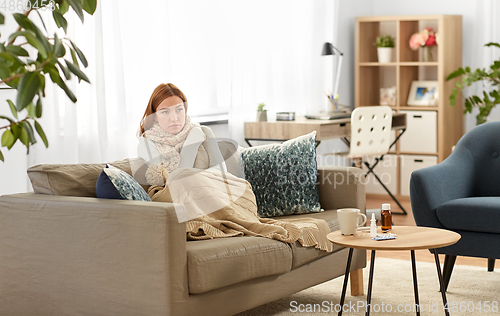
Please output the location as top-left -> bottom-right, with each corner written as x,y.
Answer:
13,13 -> 35,32
53,11 -> 68,33
66,0 -> 85,23
53,34 -> 66,57
65,59 -> 90,83
8,30 -> 48,58
1,129 -> 15,149
70,40 -> 88,67
36,97 -> 42,118
0,0 -> 97,161
82,0 -> 97,15
16,72 -> 41,111
35,121 -> 48,147
7,100 -> 18,119
447,42 -> 500,125
26,102 -> 37,118
5,45 -> 29,57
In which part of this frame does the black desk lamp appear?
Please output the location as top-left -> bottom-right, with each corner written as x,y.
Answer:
322,42 -> 344,110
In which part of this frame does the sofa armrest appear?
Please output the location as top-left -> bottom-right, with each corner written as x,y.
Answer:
0,193 -> 188,315
317,167 -> 365,212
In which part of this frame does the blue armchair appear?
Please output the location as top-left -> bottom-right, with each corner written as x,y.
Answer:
410,121 -> 500,291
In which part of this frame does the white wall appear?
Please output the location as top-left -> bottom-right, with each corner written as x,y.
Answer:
336,0 -> 374,108
314,0 -> 373,166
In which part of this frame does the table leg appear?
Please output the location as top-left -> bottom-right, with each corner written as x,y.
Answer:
411,250 -> 421,316
366,250 -> 376,316
433,250 -> 450,316
338,248 -> 354,316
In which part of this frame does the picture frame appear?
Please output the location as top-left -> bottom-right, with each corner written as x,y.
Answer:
407,80 -> 439,106
380,86 -> 396,106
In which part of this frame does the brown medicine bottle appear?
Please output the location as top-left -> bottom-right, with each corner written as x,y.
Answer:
381,203 -> 392,232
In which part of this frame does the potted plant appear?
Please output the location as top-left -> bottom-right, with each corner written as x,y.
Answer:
0,1 -> 97,162
375,35 -> 395,63
257,102 -> 267,122
447,42 -> 500,125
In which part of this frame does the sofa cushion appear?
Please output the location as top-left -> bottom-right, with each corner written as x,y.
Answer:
186,236 -> 292,294
274,209 -> 344,269
96,165 -> 152,201
27,158 -> 148,197
436,197 -> 500,234
240,131 -> 321,217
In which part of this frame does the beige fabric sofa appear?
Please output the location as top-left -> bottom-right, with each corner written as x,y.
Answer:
0,159 -> 366,316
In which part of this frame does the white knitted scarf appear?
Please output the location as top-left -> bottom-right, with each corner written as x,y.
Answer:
143,115 -> 199,173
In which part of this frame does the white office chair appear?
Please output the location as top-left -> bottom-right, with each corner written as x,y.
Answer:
342,106 -> 407,214
348,106 -> 393,158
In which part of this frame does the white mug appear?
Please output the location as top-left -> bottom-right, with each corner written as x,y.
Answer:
337,208 -> 367,235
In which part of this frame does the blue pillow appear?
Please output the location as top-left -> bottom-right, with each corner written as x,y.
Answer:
96,164 -> 151,201
240,131 -> 321,217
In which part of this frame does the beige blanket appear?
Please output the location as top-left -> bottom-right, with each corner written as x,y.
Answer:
148,168 -> 333,252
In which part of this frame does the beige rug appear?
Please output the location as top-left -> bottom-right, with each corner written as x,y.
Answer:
237,258 -> 500,316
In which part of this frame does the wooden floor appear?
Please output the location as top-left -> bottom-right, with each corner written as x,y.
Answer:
366,196 -> 499,269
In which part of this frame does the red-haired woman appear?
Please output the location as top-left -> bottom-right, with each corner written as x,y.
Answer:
137,83 -> 209,186
136,86 -> 332,251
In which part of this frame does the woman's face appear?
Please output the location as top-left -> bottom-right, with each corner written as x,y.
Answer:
155,96 -> 186,134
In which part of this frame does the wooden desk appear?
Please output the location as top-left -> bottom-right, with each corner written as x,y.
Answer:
244,113 -> 406,144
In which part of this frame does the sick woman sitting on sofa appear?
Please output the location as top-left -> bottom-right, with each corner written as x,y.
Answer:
136,83 -> 333,252
137,83 -> 210,186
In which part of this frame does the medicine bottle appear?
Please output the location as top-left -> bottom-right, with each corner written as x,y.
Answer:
370,213 -> 377,237
381,203 -> 392,232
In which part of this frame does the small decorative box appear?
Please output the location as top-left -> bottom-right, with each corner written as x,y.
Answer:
276,112 -> 295,121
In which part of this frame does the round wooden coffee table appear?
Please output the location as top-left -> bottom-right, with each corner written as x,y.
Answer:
327,226 -> 461,316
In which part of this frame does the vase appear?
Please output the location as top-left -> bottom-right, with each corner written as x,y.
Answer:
256,110 -> 267,122
423,46 -> 433,62
377,47 -> 393,63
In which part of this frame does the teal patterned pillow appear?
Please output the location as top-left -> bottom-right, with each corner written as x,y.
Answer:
96,164 -> 151,201
240,131 -> 321,217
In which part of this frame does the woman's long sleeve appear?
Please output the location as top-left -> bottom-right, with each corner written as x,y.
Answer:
138,137 -> 167,185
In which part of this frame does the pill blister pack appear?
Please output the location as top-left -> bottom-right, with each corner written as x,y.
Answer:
373,233 -> 397,241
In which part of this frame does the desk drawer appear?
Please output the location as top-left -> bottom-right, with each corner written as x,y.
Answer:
319,122 -> 350,139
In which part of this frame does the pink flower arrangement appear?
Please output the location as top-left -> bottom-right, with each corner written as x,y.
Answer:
409,27 -> 438,50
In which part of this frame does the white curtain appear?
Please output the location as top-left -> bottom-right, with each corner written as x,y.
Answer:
2,0 -> 339,194
27,0 -> 339,164
5,0 -> 500,195
227,0 -> 338,146
464,0 -> 500,132
29,0 -> 140,166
